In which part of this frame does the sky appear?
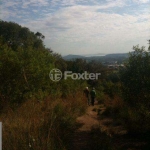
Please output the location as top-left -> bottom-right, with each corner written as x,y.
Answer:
0,0 -> 150,55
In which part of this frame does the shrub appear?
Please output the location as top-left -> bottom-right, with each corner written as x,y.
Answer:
1,91 -> 86,150
120,45 -> 150,133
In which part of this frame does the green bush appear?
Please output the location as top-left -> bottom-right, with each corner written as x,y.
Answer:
120,45 -> 150,133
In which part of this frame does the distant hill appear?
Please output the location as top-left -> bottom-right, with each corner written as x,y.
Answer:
63,53 -> 129,63
63,54 -> 85,60
105,53 -> 129,58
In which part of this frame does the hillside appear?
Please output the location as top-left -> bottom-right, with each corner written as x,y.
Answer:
63,54 -> 85,60
1,20 -> 150,150
63,53 -> 129,63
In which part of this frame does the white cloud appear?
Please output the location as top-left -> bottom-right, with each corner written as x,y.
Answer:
132,0 -> 150,3
19,4 -> 150,54
0,0 -> 149,55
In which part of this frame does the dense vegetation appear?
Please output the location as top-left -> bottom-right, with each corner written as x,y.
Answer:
0,21 -> 85,105
120,45 -> 150,132
0,20 -> 150,149
0,21 -> 88,150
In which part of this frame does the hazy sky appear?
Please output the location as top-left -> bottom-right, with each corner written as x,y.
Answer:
1,0 -> 150,55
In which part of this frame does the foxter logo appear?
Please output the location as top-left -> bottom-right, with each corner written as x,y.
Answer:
64,71 -> 101,80
49,69 -> 101,81
49,68 -> 62,82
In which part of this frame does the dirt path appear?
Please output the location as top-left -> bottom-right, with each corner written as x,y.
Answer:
68,102 -> 149,150
69,102 -> 114,150
69,104 -> 101,150
76,105 -> 100,132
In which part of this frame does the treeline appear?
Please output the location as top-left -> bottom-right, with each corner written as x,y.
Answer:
99,45 -> 150,136
0,21 -> 86,105
0,20 -> 110,106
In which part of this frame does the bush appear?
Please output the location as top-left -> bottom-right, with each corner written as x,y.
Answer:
126,105 -> 150,133
120,45 -> 150,133
1,91 -> 87,150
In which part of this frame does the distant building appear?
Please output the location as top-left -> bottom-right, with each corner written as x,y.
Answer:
108,64 -> 125,69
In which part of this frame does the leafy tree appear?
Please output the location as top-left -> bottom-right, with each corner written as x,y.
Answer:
0,21 -> 56,103
35,32 -> 45,40
120,45 -> 150,132
66,59 -> 87,73
0,20 -> 87,105
0,21 -> 44,50
0,44 -> 55,103
120,45 -> 150,106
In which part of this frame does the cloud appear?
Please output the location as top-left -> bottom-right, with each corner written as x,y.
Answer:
0,0 -> 20,19
21,0 -> 49,8
50,0 -> 126,7
19,3 -> 149,54
132,0 -> 150,4
0,0 -> 149,54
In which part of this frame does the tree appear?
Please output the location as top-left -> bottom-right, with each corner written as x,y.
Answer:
120,45 -> 150,106
35,32 -> 45,40
120,45 -> 150,132
0,21 -> 45,50
0,21 -> 55,103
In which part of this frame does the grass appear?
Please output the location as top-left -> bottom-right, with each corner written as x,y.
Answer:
0,92 -> 87,150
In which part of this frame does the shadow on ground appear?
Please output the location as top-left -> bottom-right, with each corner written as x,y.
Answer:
67,104 -> 150,150
68,127 -> 112,150
68,127 -> 150,150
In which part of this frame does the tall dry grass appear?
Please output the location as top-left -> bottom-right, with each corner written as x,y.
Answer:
0,92 -> 87,150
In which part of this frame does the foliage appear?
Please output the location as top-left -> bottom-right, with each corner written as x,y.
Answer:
0,21 -> 88,149
0,21 -> 81,104
0,20 -> 45,50
120,45 -> 150,106
0,44 -> 55,103
1,93 -> 86,150
120,45 -> 150,133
